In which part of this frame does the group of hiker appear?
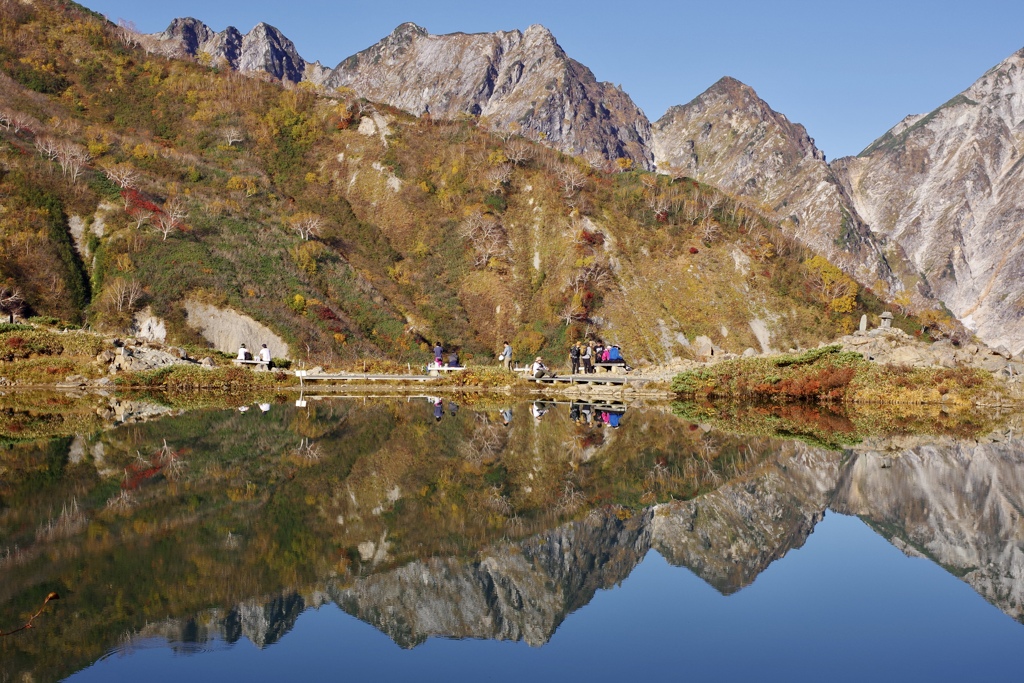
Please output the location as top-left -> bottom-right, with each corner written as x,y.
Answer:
432,341 -> 461,368
568,340 -> 629,374
494,339 -> 631,378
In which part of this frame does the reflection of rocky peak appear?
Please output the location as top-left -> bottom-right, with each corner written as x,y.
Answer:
651,441 -> 843,593
832,434 -> 1024,621
133,592 -> 307,650
331,508 -> 651,647
325,23 -> 653,168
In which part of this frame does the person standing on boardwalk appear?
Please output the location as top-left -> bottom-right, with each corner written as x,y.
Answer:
581,342 -> 593,374
569,342 -> 581,375
499,341 -> 513,371
433,341 -> 443,367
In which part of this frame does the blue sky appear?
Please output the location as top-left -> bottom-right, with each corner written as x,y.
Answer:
81,0 -> 1024,159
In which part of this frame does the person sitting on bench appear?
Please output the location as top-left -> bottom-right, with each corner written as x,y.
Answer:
606,345 -> 632,371
237,343 -> 252,361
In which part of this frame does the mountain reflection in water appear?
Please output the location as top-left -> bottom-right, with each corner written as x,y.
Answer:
1,394 -> 1023,681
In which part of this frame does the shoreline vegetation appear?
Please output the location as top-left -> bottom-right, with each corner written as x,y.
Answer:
0,325 -> 1020,405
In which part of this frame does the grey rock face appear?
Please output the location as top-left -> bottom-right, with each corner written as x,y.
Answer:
833,434 -> 1024,622
651,441 -> 843,593
650,77 -> 909,292
331,509 -> 651,647
150,18 -> 309,84
833,47 -> 1024,356
325,23 -> 653,168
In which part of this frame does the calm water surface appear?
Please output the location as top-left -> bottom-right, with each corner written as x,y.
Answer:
2,394 -> 1023,681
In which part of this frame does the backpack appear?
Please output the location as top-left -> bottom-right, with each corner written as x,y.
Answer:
570,346 -> 580,360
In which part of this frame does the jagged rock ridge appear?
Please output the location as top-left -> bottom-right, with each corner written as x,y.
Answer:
833,47 -> 1024,355
326,23 -> 653,168
149,17 -> 330,85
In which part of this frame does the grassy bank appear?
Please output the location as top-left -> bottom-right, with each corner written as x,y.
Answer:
670,345 -> 1008,406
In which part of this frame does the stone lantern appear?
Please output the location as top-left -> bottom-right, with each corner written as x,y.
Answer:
880,311 -> 894,329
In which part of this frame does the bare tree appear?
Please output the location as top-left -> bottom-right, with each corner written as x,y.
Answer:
54,140 -> 90,183
221,126 -> 245,146
566,260 -> 612,295
0,286 -> 24,323
9,111 -> 39,134
131,209 -> 153,232
154,196 -> 187,240
33,135 -> 60,161
504,138 -> 533,166
583,150 -> 608,171
289,212 -> 323,241
116,19 -> 140,49
103,162 -> 140,191
105,278 -> 144,313
459,212 -> 509,268
555,163 -> 587,198
485,163 -> 513,194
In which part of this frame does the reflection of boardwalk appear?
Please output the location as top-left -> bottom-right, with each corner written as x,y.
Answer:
295,371 -> 434,384
530,374 -> 629,386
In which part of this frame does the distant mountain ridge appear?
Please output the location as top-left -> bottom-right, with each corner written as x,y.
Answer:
148,17 -> 330,85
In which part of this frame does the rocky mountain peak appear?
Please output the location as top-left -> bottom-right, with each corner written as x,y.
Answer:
159,17 -> 215,53
834,43 -> 1024,354
147,19 -> 310,84
651,76 -> 903,290
325,23 -> 653,168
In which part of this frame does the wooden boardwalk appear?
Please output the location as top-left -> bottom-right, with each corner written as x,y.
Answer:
293,370 -> 639,388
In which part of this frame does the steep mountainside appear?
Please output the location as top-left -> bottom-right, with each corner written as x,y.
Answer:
650,77 -> 915,295
833,48 -> 1024,355
324,23 -> 653,169
1,0 -> 885,365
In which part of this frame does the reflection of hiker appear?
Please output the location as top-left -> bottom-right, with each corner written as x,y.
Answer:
237,343 -> 252,361
607,411 -> 622,428
531,401 -> 549,420
433,341 -> 444,366
569,402 -> 581,422
433,398 -> 444,422
581,343 -> 593,373
499,341 -> 513,371
569,342 -> 581,374
531,357 -> 553,379
258,402 -> 271,413
500,408 -> 512,426
449,401 -> 458,416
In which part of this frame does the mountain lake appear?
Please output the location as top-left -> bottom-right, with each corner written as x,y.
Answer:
2,392 -> 1023,682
